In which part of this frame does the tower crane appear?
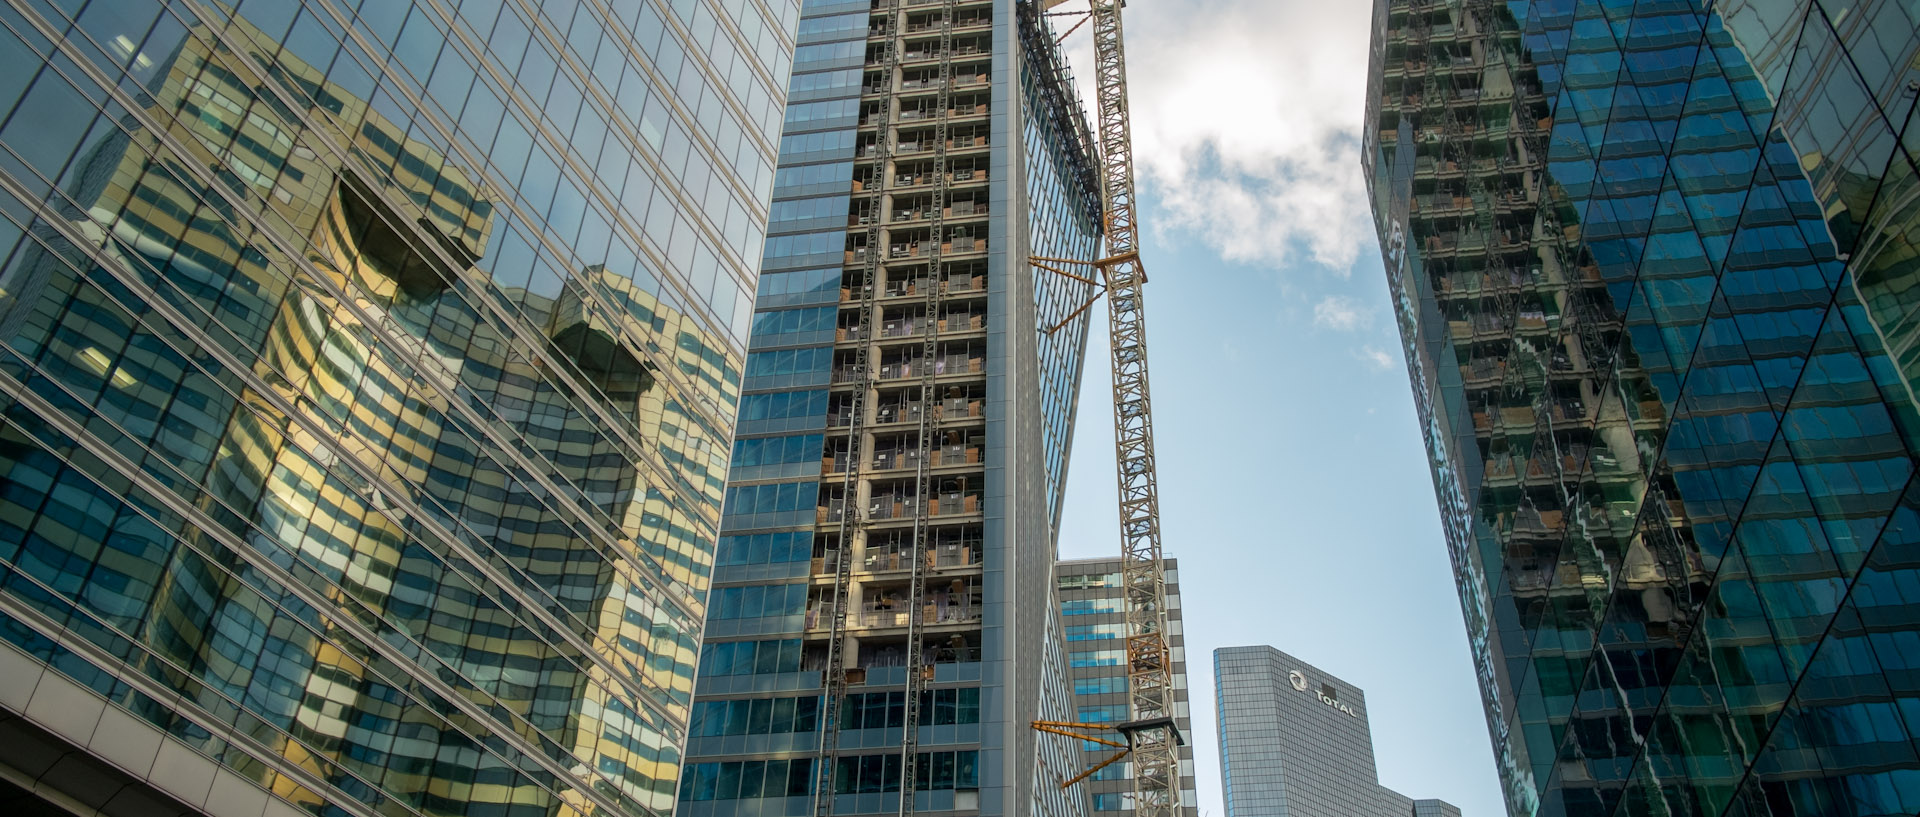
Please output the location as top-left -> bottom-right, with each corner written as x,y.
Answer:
1027,0 -> 1184,815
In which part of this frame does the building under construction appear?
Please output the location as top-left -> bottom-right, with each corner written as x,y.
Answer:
676,0 -> 1105,815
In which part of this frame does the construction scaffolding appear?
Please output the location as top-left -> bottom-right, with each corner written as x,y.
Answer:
811,0 -> 994,813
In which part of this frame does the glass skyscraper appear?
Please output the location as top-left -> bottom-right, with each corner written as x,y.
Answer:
1365,1 -> 1920,816
1054,557 -> 1198,817
1213,646 -> 1456,817
674,0 -> 1102,815
0,0 -> 787,815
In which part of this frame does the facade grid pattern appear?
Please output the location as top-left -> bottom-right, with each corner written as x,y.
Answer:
1364,0 -> 1920,816
0,0 -> 793,815
678,0 -> 1103,816
1212,646 -> 1454,817
1054,558 -> 1198,817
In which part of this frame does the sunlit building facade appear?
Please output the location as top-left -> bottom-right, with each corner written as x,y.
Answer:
673,0 -> 1103,814
0,0 -> 789,815
1365,1 -> 1920,816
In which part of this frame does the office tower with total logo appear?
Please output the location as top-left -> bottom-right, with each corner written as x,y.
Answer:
673,0 -> 1103,816
1365,0 -> 1920,816
1054,557 -> 1199,817
1213,647 -> 1457,817
0,0 -> 792,816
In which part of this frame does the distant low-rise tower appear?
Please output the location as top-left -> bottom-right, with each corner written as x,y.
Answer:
1055,557 -> 1200,817
1214,646 -> 1458,817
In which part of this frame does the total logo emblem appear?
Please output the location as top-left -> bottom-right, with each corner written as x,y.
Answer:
1290,669 -> 1359,719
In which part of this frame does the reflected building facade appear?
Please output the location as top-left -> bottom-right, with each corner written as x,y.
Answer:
1365,1 -> 1920,816
673,0 -> 1103,815
0,0 -> 790,816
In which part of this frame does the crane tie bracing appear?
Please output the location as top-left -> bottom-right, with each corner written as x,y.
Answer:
1027,0 -> 1184,814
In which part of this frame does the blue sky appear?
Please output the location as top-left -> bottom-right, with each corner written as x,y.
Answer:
1047,1 -> 1508,814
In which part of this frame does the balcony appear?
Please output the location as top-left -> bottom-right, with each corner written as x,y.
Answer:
936,397 -> 982,420
876,401 -> 925,424
871,356 -> 982,380
857,599 -> 979,628
889,135 -> 990,156
930,444 -> 981,466
931,493 -> 980,516
862,541 -> 982,572
890,202 -> 990,224
870,448 -> 922,470
885,238 -> 988,259
859,168 -> 988,192
897,43 -> 990,63
866,494 -> 921,520
882,316 -> 928,337
886,274 -> 986,298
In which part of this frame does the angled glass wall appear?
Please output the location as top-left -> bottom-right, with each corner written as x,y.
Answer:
1365,1 -> 1920,816
0,0 -> 792,815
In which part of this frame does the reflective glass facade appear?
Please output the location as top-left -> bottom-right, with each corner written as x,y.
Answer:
1365,1 -> 1920,816
0,0 -> 789,815
678,0 -> 1100,814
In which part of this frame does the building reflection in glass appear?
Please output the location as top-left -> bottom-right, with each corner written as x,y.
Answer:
1366,1 -> 1920,815
0,1 -> 780,815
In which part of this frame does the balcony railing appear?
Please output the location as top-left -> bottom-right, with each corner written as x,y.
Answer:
871,449 -> 922,470
883,317 -> 927,336
938,397 -> 982,420
866,496 -> 919,520
931,445 -> 981,466
862,542 -> 981,572
858,600 -> 980,628
875,402 -> 925,424
931,494 -> 980,515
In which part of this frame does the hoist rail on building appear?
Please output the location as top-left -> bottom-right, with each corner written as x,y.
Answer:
1027,0 -> 1184,815
811,0 -> 899,809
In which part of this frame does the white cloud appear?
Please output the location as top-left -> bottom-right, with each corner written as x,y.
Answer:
1056,0 -> 1376,273
1313,295 -> 1368,331
1357,345 -> 1397,370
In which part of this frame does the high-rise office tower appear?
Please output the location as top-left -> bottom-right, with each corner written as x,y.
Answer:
1054,557 -> 1198,817
0,1 -> 790,816
674,1 -> 1103,816
1365,1 -> 1920,815
1213,647 -> 1456,817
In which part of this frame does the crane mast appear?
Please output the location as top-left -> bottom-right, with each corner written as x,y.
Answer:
1031,0 -> 1181,815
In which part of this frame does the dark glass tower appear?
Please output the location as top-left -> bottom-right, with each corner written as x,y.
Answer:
0,1 -> 786,815
1365,1 -> 1920,816
675,0 -> 1103,815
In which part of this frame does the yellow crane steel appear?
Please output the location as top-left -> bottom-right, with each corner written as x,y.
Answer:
1030,0 -> 1182,814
